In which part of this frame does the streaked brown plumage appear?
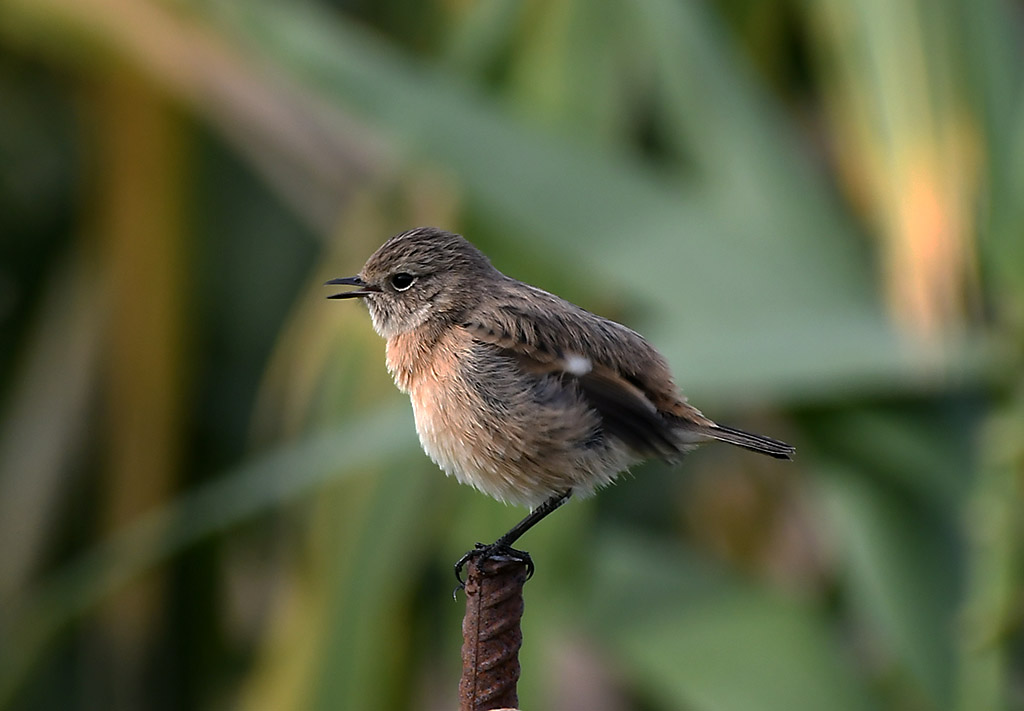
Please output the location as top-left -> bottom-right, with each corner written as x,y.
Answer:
327,227 -> 793,559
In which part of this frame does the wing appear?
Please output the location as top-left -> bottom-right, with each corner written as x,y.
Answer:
460,281 -> 713,459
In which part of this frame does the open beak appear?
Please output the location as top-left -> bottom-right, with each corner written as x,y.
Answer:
324,275 -> 381,299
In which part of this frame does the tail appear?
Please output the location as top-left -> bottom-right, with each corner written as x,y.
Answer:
705,424 -> 795,460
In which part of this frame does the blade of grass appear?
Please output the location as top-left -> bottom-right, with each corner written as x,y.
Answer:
0,252 -> 103,599
589,533 -> 876,711
0,406 -> 416,709
822,468 -> 959,707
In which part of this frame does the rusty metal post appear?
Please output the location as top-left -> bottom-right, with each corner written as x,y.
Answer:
458,553 -> 529,711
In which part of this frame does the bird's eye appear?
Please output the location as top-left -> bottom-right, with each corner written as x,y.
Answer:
390,273 -> 416,291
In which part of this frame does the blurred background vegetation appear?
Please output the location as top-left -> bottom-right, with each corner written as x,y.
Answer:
1,0 -> 1022,709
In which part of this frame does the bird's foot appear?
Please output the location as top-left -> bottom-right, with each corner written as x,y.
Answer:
453,541 -> 534,590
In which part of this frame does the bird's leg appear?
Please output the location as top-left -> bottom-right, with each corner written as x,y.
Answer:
454,490 -> 572,587
494,489 -> 573,548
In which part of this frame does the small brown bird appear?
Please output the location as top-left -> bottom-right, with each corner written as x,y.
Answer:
327,227 -> 793,577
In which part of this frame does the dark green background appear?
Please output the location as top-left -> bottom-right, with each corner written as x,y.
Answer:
1,0 -> 1021,709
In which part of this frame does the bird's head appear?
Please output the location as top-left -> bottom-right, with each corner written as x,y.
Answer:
326,227 -> 498,339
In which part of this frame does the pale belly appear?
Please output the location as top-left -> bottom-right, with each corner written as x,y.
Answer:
406,365 -> 636,508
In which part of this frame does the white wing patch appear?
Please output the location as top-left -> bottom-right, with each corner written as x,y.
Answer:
563,353 -> 593,376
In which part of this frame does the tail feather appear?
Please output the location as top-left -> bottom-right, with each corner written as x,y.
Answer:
706,424 -> 795,460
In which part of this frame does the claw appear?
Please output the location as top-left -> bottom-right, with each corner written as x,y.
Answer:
452,542 -> 534,591
453,542 -> 487,588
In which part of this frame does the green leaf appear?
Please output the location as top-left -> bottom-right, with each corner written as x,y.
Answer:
822,469 -> 960,708
588,533 -> 876,711
306,455 -> 444,711
0,407 -> 417,708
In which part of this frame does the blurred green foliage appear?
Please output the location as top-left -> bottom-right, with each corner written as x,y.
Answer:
0,0 -> 1022,709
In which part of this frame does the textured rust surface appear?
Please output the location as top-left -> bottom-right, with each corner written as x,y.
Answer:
458,554 -> 528,711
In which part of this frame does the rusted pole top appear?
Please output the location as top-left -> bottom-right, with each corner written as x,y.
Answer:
458,553 -> 529,711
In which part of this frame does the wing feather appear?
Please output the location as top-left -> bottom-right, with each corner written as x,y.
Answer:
461,281 -> 711,459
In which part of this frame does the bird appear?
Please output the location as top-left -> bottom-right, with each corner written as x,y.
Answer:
326,227 -> 794,580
